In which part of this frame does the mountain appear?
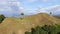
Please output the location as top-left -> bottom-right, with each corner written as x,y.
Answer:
0,13 -> 60,34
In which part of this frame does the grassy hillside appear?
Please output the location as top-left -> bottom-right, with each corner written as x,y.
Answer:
0,13 -> 60,34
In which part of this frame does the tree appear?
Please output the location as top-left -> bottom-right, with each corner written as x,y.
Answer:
31,28 -> 36,34
35,26 -> 46,34
20,7 -> 24,20
20,12 -> 24,20
42,25 -> 56,34
0,14 -> 5,23
50,12 -> 52,15
21,13 -> 24,16
55,24 -> 60,34
0,14 -> 5,20
24,25 -> 57,34
30,26 -> 46,34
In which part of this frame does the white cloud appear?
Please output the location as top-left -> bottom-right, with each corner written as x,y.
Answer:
42,0 -> 60,2
8,1 -> 21,7
19,7 -> 24,9
0,0 -> 22,16
45,5 -> 60,15
24,0 -> 38,3
45,5 -> 60,9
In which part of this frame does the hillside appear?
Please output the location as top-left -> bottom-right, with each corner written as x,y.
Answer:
0,13 -> 60,34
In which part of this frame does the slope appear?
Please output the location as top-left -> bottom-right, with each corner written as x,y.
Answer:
0,13 -> 59,34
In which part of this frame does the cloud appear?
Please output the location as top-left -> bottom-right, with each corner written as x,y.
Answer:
45,5 -> 60,9
42,0 -> 60,2
0,0 -> 22,16
45,5 -> 60,15
8,1 -> 21,6
24,0 -> 38,3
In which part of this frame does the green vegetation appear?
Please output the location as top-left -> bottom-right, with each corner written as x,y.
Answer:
25,24 -> 60,34
0,14 -> 5,23
42,25 -> 56,34
21,13 -> 24,15
25,31 -> 31,34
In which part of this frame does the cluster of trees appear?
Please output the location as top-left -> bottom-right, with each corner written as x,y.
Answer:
25,24 -> 60,34
0,14 -> 5,23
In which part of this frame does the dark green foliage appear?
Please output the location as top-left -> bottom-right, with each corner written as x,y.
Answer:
31,28 -> 35,34
25,26 -> 47,34
25,25 -> 58,34
55,24 -> 60,34
35,26 -> 46,34
21,13 -> 24,15
42,25 -> 56,34
25,31 -> 31,34
57,32 -> 60,34
0,14 -> 5,23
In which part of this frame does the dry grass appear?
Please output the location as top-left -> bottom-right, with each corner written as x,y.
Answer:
0,13 -> 59,34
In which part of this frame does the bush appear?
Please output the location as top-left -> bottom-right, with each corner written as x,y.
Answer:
25,26 -> 47,34
25,31 -> 31,34
25,25 -> 57,34
41,25 -> 56,34
0,14 -> 5,23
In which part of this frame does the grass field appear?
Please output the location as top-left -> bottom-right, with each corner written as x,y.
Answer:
0,13 -> 60,34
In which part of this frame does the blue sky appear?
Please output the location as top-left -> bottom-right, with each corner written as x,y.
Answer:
0,0 -> 60,16
21,0 -> 60,9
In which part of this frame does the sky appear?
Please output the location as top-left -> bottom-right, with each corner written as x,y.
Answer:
0,0 -> 60,16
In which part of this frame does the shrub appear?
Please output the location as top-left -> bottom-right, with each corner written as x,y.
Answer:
25,31 -> 31,34
42,25 -> 56,34
25,25 -> 57,34
0,14 -> 5,23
